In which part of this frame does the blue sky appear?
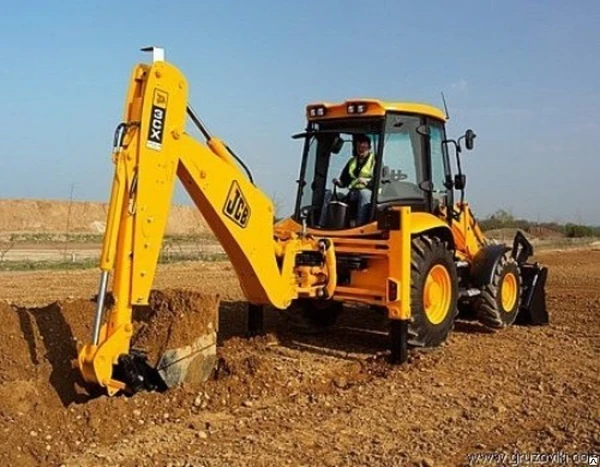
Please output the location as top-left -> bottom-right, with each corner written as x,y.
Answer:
1,0 -> 599,224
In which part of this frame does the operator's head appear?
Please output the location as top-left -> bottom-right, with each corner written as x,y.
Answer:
356,134 -> 371,158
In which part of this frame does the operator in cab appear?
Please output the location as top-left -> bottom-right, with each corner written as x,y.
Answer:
320,134 -> 375,226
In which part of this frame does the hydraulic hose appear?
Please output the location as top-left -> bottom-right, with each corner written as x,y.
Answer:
186,106 -> 254,184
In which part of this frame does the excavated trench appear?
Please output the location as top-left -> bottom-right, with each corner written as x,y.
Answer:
0,290 -> 379,466
0,290 -> 223,465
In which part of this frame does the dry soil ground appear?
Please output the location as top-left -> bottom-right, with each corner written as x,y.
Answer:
0,248 -> 598,466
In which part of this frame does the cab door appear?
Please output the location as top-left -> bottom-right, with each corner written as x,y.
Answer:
427,118 -> 453,218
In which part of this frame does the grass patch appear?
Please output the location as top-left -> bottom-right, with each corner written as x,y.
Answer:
0,258 -> 99,272
6,232 -> 216,244
0,252 -> 228,272
7,233 -> 104,243
163,232 -> 217,243
158,252 -> 228,264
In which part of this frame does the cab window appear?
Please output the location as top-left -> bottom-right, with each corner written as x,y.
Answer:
378,115 -> 425,202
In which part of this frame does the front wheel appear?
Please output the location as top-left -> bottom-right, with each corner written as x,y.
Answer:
408,235 -> 459,347
475,254 -> 522,329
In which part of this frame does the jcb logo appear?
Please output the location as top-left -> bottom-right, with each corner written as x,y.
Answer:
223,181 -> 251,228
146,89 -> 168,151
153,89 -> 168,107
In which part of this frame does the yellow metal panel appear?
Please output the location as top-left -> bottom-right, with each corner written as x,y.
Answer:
387,207 -> 411,320
450,202 -> 486,260
347,257 -> 388,293
409,212 -> 451,236
130,62 -> 188,304
274,217 -> 382,238
178,135 -> 316,309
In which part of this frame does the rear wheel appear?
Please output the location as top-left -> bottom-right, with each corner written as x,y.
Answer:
408,235 -> 459,347
300,299 -> 343,328
475,254 -> 522,328
284,299 -> 343,334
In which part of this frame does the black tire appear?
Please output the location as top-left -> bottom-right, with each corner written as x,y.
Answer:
474,254 -> 522,329
408,235 -> 459,347
457,301 -> 478,320
284,299 -> 343,334
300,299 -> 343,327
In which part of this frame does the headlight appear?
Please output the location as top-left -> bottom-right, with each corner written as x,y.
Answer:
316,107 -> 325,117
347,104 -> 356,114
309,108 -> 317,117
357,104 -> 366,113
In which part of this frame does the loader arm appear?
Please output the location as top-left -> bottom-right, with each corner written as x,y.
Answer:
77,56 -> 336,395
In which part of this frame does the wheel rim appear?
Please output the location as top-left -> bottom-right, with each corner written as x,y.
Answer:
501,272 -> 518,311
423,264 -> 452,325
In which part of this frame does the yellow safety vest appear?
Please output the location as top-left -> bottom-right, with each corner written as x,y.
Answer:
347,152 -> 374,190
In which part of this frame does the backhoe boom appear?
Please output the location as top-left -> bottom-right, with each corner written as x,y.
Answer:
77,56 -> 337,395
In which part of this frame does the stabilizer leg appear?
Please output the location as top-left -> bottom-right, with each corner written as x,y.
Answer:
389,320 -> 408,364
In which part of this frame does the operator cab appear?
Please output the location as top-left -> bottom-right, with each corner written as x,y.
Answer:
293,99 -> 457,230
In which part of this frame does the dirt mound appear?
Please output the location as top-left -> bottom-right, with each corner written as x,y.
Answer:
0,198 -> 208,235
485,226 -> 566,242
133,289 -> 219,366
527,225 -> 564,239
0,290 -> 220,466
0,291 -> 381,466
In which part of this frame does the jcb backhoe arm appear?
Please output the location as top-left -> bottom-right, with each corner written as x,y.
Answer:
77,50 -> 337,396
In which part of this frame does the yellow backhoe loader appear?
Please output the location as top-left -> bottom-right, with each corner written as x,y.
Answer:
77,48 -> 548,396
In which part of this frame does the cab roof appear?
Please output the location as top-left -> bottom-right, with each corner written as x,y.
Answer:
306,98 -> 447,122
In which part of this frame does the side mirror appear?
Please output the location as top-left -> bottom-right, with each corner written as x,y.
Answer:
331,135 -> 344,154
464,129 -> 476,150
454,174 -> 466,190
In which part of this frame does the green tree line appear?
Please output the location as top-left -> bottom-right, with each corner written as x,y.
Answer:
479,209 -> 600,238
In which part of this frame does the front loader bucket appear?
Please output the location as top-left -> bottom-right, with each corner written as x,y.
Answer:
511,230 -> 550,326
516,262 -> 549,325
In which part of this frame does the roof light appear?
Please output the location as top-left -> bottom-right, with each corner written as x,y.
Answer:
347,102 -> 368,115
308,106 -> 326,118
